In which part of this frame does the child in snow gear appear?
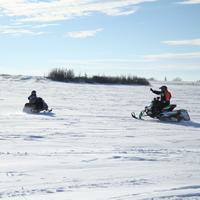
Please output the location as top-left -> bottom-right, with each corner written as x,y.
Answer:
150,86 -> 171,114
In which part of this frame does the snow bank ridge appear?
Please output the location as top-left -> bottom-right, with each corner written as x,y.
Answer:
0,74 -> 48,82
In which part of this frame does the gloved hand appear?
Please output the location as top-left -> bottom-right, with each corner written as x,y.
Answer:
150,88 -> 153,92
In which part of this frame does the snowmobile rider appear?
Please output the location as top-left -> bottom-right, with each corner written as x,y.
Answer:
28,90 -> 37,104
150,86 -> 171,114
28,90 -> 48,112
28,90 -> 39,110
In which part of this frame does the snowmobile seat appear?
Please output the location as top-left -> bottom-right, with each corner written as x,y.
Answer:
162,104 -> 176,112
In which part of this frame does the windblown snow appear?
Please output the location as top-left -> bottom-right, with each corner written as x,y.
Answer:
0,75 -> 200,200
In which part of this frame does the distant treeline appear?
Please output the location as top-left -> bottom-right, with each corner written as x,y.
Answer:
47,68 -> 150,85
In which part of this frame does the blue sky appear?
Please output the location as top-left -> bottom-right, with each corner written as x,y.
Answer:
0,0 -> 200,81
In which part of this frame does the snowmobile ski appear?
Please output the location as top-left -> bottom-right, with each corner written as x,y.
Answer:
43,109 -> 52,113
131,112 -> 143,120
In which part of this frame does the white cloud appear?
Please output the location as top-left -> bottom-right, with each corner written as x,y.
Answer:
53,52 -> 200,64
176,0 -> 200,4
0,0 -> 157,23
32,24 -> 59,28
101,6 -> 138,16
136,64 -> 200,71
53,58 -> 151,65
52,60 -> 200,73
162,39 -> 200,45
143,52 -> 200,61
66,28 -> 103,38
0,24 -> 45,36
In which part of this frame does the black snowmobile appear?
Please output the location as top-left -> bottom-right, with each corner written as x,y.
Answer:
23,97 -> 52,114
132,97 -> 190,122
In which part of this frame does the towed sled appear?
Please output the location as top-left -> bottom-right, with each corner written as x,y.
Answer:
132,97 -> 190,122
23,97 -> 52,114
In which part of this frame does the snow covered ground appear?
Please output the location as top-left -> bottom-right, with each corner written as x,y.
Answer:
0,75 -> 200,200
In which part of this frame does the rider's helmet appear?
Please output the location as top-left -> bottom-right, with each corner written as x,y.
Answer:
159,86 -> 167,91
31,90 -> 36,95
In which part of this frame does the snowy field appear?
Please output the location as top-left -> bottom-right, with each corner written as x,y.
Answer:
0,75 -> 200,200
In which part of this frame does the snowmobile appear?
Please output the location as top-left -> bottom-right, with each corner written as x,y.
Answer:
23,97 -> 52,114
132,97 -> 190,122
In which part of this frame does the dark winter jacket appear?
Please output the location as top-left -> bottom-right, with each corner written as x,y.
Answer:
28,94 -> 37,103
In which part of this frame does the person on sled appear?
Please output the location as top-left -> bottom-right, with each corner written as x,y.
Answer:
28,90 -> 48,111
28,90 -> 37,104
150,86 -> 171,114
